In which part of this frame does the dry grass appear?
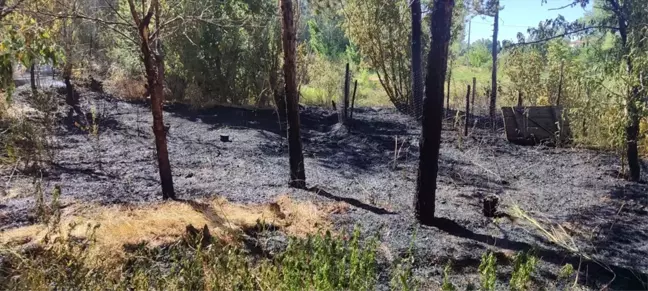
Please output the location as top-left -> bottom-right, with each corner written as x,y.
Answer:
105,73 -> 147,101
1,195 -> 345,262
509,204 -> 583,256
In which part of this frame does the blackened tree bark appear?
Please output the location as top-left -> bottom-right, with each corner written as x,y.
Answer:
411,0 -> 423,119
489,2 -> 499,129
415,0 -> 454,225
127,0 -> 175,199
280,0 -> 306,189
616,4 -> 641,181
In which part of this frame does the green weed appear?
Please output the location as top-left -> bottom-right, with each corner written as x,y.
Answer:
509,251 -> 538,291
441,261 -> 457,291
478,251 -> 497,291
0,226 -> 380,291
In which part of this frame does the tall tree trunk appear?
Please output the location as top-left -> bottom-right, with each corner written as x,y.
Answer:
131,1 -> 176,199
489,3 -> 499,129
626,88 -> 640,181
411,0 -> 423,119
617,9 -> 641,182
280,0 -> 306,189
415,0 -> 454,225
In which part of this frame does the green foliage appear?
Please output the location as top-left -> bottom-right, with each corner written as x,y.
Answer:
503,46 -> 546,105
478,251 -> 497,291
307,13 -> 349,59
0,14 -> 61,96
509,251 -> 537,291
300,54 -> 344,106
558,263 -> 575,280
441,262 -> 457,291
466,42 -> 491,68
163,0 -> 279,106
343,0 -> 412,113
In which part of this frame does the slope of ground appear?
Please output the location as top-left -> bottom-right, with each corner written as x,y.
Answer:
1,86 -> 648,290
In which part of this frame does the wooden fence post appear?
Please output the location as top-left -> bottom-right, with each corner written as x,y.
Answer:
471,77 -> 476,109
465,84 -> 471,136
350,80 -> 358,121
340,63 -> 350,124
557,60 -> 564,107
517,91 -> 523,107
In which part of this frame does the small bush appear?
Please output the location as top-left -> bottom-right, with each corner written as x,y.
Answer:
301,55 -> 345,107
509,251 -> 537,291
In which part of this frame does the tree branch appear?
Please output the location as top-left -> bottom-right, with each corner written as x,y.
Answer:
100,0 -> 132,28
0,0 -> 25,20
506,25 -> 619,48
548,2 -> 578,11
126,0 -> 141,27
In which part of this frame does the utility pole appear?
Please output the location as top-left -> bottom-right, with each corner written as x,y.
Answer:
467,18 -> 472,50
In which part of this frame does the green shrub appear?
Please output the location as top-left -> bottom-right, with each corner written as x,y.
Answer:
478,251 -> 497,291
301,55 -> 345,107
509,251 -> 537,291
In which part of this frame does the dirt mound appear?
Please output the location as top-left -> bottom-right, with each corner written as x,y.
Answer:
1,195 -> 346,262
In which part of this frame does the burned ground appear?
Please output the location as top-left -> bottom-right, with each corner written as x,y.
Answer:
2,87 -> 648,290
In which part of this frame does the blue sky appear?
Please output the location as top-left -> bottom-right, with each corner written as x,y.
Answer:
467,0 -> 593,43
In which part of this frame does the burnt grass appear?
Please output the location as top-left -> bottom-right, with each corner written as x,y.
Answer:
2,87 -> 648,290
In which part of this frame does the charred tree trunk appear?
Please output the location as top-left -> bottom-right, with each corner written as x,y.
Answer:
489,3 -> 499,129
626,81 -> 641,182
617,8 -> 641,182
411,0 -> 423,119
130,0 -> 176,199
415,0 -> 454,225
280,0 -> 306,189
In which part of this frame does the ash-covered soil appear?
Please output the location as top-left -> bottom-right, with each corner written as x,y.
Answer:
2,87 -> 648,290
